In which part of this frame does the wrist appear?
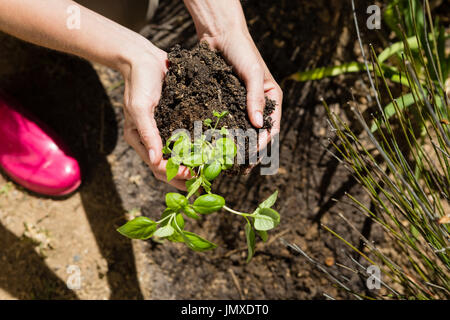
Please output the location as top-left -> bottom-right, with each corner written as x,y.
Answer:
183,0 -> 249,39
116,34 -> 166,78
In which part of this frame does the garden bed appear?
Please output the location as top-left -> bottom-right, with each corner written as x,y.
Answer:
0,0 -> 427,299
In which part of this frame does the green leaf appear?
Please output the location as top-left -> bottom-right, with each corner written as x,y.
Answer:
259,191 -> 278,209
186,177 -> 202,199
259,208 -> 280,226
183,206 -> 200,220
370,93 -> 445,133
154,225 -> 175,238
167,131 -> 189,146
116,216 -> 157,240
203,160 -> 222,181
171,155 -> 182,165
213,110 -> 221,118
220,111 -> 229,118
245,223 -> 256,263
289,62 -> 366,82
167,231 -> 185,243
182,153 -> 203,167
254,190 -> 278,215
172,213 -> 185,231
185,177 -> 196,190
192,139 -> 212,164
203,118 -> 212,127
378,35 -> 420,63
254,215 -> 275,231
162,145 -> 171,155
289,60 -> 411,87
215,138 -> 237,157
254,208 -> 280,232
173,136 -> 191,157
182,231 -> 217,251
201,179 -> 211,193
201,148 -> 212,164
166,158 -> 180,182
193,194 -> 225,214
165,193 -> 188,210
220,127 -> 229,136
159,208 -> 174,227
370,93 -> 415,132
257,230 -> 268,242
221,156 -> 234,170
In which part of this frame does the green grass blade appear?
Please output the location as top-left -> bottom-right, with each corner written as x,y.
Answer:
289,62 -> 366,82
378,35 -> 420,63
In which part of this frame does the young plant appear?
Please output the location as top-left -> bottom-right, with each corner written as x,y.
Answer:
117,110 -> 280,262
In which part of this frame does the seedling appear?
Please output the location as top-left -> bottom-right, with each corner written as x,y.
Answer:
118,111 -> 280,262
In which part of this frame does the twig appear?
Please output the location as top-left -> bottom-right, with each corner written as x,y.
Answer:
280,238 -> 363,300
228,268 -> 245,300
266,229 -> 290,246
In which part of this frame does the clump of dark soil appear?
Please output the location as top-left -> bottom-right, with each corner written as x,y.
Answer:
155,42 -> 275,174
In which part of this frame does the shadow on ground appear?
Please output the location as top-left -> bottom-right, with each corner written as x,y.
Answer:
0,34 -> 143,299
0,0 -> 391,300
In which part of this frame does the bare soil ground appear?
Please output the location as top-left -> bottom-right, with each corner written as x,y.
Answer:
0,0 -> 406,299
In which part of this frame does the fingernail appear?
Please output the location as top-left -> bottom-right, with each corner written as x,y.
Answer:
254,111 -> 264,128
149,149 -> 156,164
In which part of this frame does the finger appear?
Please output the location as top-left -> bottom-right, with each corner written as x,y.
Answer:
125,67 -> 165,166
124,127 -> 191,181
242,64 -> 265,128
240,128 -> 270,176
124,123 -> 151,165
133,109 -> 163,166
155,173 -> 188,191
124,108 -> 161,165
257,128 -> 271,157
264,84 -> 282,139
168,179 -> 188,191
153,159 -> 192,180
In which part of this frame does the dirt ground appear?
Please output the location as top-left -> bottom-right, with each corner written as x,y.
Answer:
0,0 -> 423,299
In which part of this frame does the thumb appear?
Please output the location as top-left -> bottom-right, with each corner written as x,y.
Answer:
134,113 -> 163,166
242,64 -> 265,128
124,62 -> 165,166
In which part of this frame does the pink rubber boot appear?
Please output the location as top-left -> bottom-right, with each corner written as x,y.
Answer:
0,94 -> 81,196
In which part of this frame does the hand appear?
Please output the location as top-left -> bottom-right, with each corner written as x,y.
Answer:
201,30 -> 283,150
183,0 -> 282,153
0,0 -> 191,189
120,43 -> 191,190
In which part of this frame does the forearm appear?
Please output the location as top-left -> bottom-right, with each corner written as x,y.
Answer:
183,0 -> 249,38
0,0 -> 159,74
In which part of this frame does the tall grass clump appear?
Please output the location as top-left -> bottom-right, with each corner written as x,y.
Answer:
287,0 -> 449,299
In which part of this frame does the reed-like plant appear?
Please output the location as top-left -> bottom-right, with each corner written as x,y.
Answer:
286,0 -> 449,299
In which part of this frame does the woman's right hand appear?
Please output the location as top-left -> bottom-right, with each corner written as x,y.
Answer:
119,42 -> 191,190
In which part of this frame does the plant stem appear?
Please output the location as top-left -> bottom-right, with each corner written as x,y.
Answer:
168,214 -> 174,227
156,214 -> 173,225
223,205 -> 251,217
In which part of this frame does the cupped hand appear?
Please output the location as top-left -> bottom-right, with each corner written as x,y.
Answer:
120,45 -> 191,190
201,30 -> 282,166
